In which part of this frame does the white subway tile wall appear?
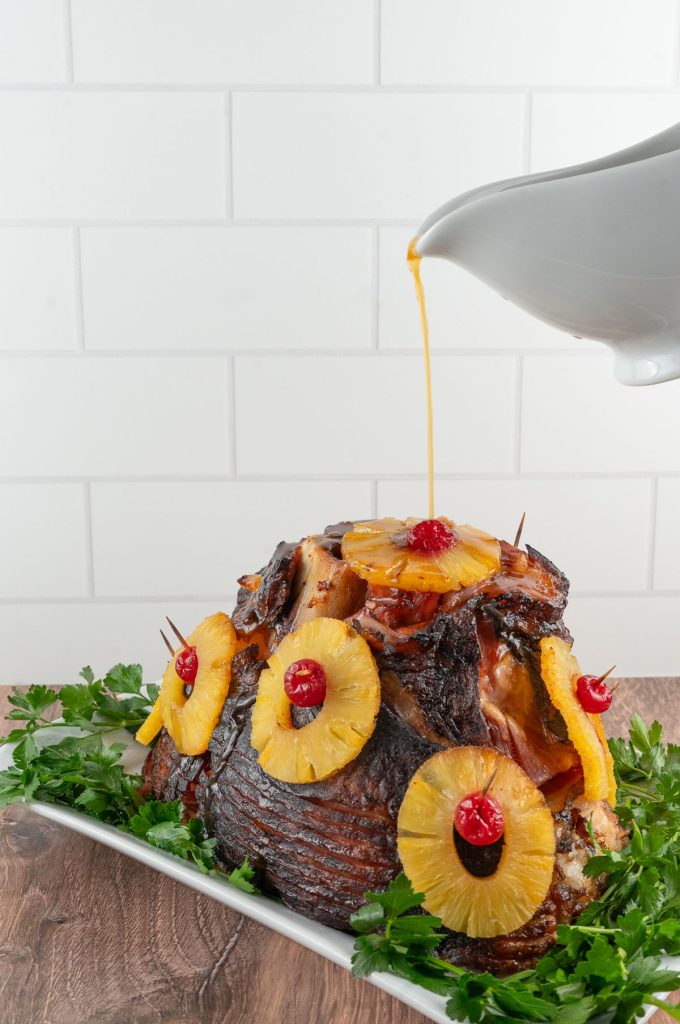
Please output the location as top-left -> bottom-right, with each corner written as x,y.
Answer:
80,227 -> 373,351
0,1 -> 678,682
235,355 -> 516,476
70,0 -> 374,85
531,93 -> 680,170
380,0 -> 678,88
231,93 -> 526,219
91,481 -> 374,597
0,357 -> 231,476
0,1 -> 67,84
0,484 -> 89,599
0,93 -> 227,219
0,229 -> 78,350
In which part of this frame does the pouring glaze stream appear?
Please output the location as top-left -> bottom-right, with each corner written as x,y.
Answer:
414,121 -> 680,386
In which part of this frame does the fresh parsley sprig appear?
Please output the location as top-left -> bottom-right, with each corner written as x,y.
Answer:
0,665 -> 159,747
127,799 -> 258,887
351,717 -> 680,1024
351,873 -> 457,995
0,666 -> 258,892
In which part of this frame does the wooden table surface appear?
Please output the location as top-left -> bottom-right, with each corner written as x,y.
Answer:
1,680 -> 678,1024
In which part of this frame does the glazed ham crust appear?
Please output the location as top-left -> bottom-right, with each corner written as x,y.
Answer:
144,522 -> 622,973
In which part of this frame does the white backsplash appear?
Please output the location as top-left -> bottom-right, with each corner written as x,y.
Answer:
1,0 -> 679,682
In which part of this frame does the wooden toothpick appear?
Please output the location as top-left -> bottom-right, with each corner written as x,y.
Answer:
166,616 -> 190,650
513,512 -> 526,549
160,628 -> 175,656
482,767 -> 498,798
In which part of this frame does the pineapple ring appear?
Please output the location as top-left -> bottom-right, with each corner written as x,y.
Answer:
397,747 -> 555,939
251,617 -> 380,784
540,636 -> 617,805
135,697 -> 164,746
153,612 -> 237,756
341,517 -> 500,594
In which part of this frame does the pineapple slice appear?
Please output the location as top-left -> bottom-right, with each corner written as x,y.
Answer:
135,697 -> 163,746
251,617 -> 380,784
397,747 -> 555,938
341,517 -> 500,594
540,636 -> 617,805
156,612 -> 237,756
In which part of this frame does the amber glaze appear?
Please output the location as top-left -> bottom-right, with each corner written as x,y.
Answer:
407,239 -> 435,520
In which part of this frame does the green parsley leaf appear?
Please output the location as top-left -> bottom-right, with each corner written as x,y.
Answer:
103,663 -> 144,696
350,901 -> 386,934
0,685 -> 60,741
351,934 -> 391,978
364,871 -> 426,917
226,857 -> 260,894
146,683 -> 160,704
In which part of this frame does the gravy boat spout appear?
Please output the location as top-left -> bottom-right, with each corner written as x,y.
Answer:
415,122 -> 680,385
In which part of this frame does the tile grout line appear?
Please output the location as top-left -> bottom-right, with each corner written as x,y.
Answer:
0,218 -> 413,228
229,355 -> 238,477
72,226 -> 86,349
1,83 -> 680,94
370,225 -> 380,348
2,590 -> 680,607
225,90 -> 234,219
2,471 -> 680,484
83,481 -> 95,597
0,347 -> 606,359
62,0 -> 74,83
522,92 -> 533,172
373,0 -> 382,85
647,476 -> 659,590
513,355 -> 524,474
0,595 -> 239,607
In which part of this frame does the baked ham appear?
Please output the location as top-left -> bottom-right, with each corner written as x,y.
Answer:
144,521 -> 625,974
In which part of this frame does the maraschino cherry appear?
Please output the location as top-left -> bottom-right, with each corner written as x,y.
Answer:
454,782 -> 505,847
576,667 -> 615,714
163,619 -> 199,687
284,659 -> 327,708
175,646 -> 198,686
407,518 -> 455,554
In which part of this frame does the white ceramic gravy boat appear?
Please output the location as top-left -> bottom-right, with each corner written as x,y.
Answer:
414,122 -> 680,385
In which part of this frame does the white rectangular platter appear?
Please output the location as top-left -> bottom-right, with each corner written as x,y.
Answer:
0,736 -> 672,1024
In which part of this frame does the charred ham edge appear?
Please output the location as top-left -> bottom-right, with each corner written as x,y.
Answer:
198,701 -> 439,930
142,731 -> 208,818
232,525 -> 366,644
282,534 -> 367,632
354,602 -> 491,747
352,541 -> 577,787
476,613 -> 581,790
200,644 -> 265,814
471,544 -> 581,793
143,644 -> 264,814
442,542 -> 568,619
232,539 -> 300,637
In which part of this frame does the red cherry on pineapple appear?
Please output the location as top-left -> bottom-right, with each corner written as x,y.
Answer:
576,674 -> 613,714
454,791 -> 505,846
407,519 -> 455,555
175,646 -> 198,686
284,659 -> 327,708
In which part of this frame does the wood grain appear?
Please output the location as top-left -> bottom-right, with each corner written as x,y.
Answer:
1,679 -> 678,1024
